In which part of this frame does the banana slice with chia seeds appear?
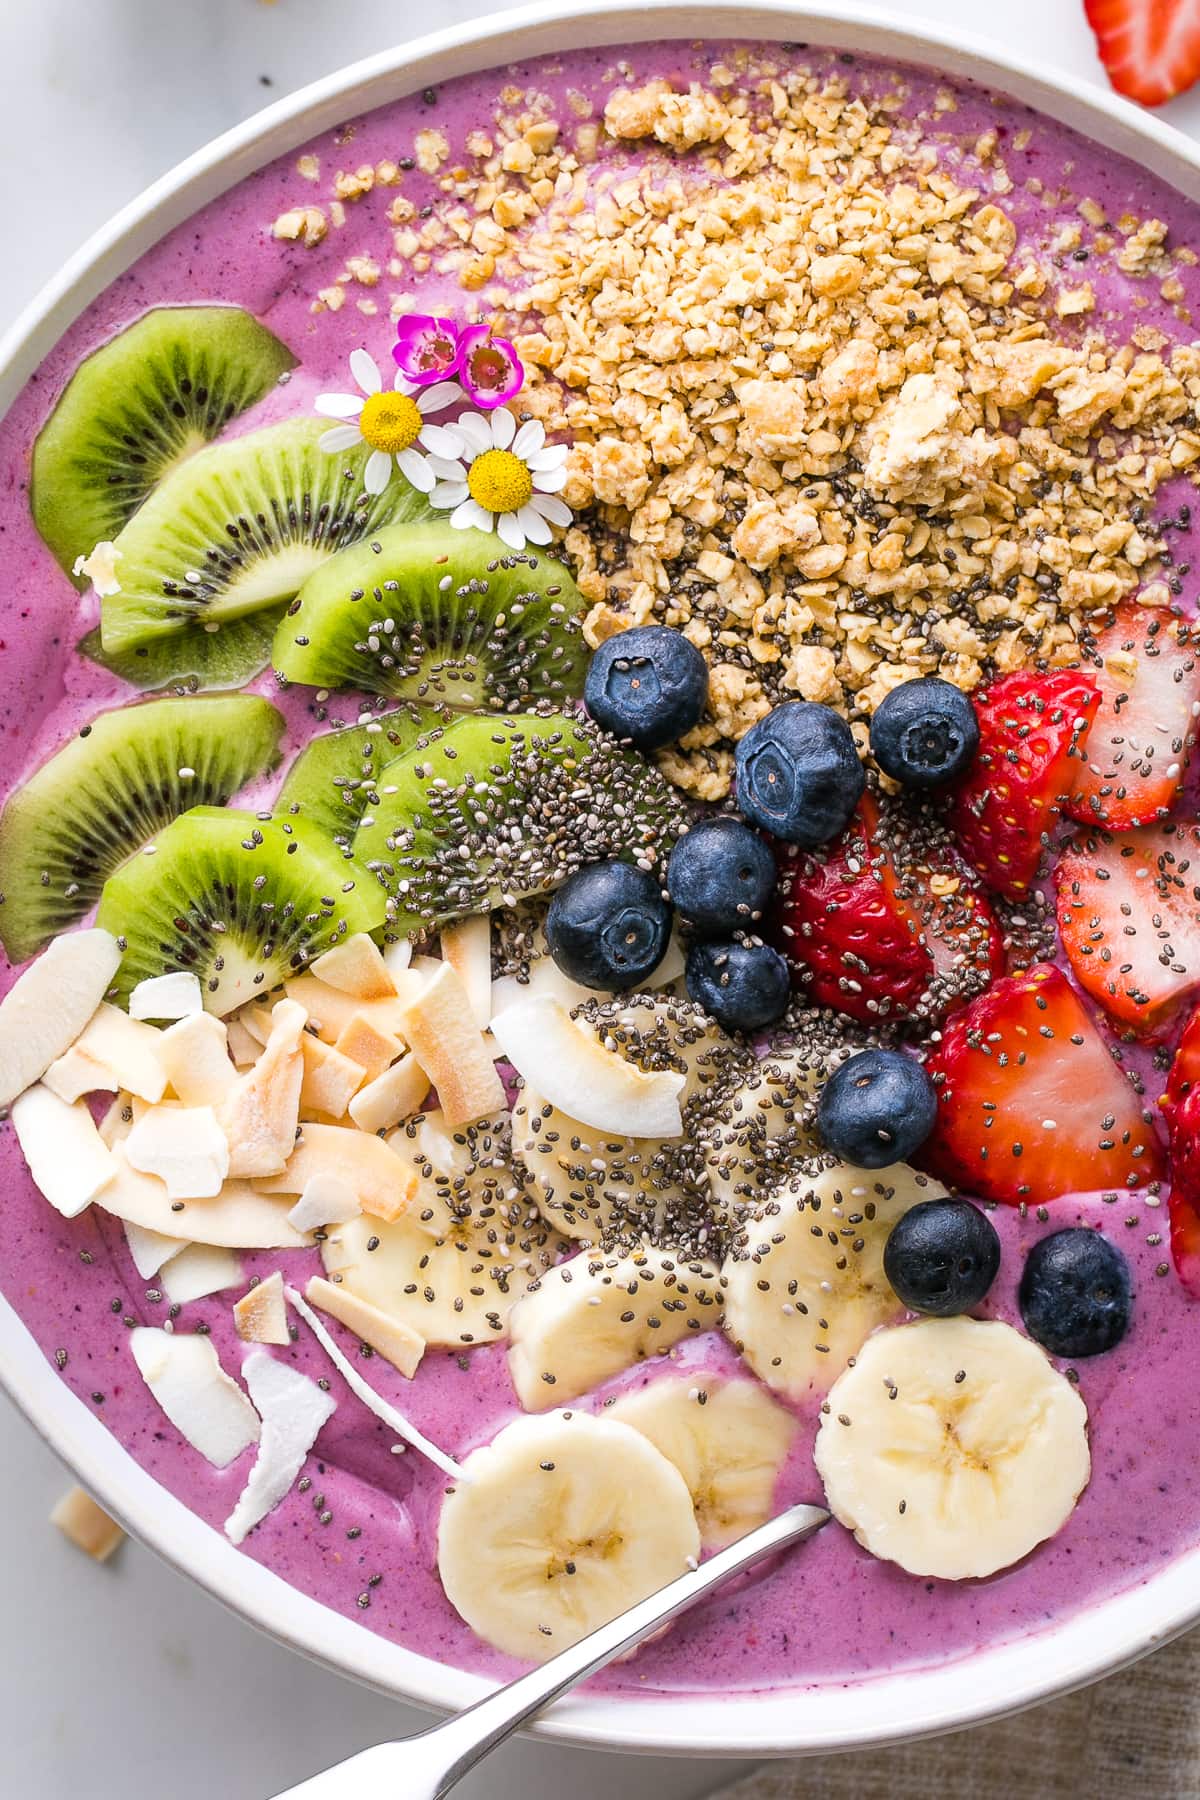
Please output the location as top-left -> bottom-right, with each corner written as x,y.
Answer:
721,1158 -> 948,1398
688,1047 -> 828,1229
320,1109 -> 564,1347
609,1375 -> 798,1548
814,1316 -> 1091,1580
436,1410 -> 700,1662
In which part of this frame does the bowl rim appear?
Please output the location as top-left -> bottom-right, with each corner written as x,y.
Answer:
5,0 -> 1200,1758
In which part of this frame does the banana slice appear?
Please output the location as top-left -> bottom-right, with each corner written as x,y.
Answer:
609,1376 -> 798,1549
436,1410 -> 700,1662
721,1159 -> 947,1399
321,1110 -> 564,1347
508,1243 -> 721,1410
814,1317 -> 1091,1580
511,997 -> 744,1248
691,1049 -> 826,1228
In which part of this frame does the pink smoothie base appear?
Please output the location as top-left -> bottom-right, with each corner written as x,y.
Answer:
3,38 -> 1200,1702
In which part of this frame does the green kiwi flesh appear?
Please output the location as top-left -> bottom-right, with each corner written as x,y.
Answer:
275,704 -> 447,844
97,806 -> 386,1015
78,607 -> 283,695
32,306 -> 296,579
0,696 -> 285,962
271,521 -> 587,709
99,418 -> 433,656
353,712 -> 688,938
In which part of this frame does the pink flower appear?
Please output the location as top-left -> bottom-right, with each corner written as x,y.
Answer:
392,314 -> 463,385
457,324 -> 524,409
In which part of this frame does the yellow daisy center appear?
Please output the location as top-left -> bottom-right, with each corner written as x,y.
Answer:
358,390 -> 422,454
467,447 -> 533,514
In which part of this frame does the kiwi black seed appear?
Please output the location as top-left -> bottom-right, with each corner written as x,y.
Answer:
275,703 -> 449,843
99,418 -> 433,657
0,696 -> 285,962
352,711 -> 689,937
271,520 -> 588,710
77,607 -> 284,696
32,306 -> 296,580
96,806 -> 386,1015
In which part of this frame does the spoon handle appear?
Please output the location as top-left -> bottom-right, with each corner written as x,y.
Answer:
271,1502 -> 828,1800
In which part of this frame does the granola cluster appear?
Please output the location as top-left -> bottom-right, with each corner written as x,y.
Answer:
274,52 -> 1200,800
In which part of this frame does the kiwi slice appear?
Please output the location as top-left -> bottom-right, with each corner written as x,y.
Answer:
353,711 -> 688,937
97,807 -> 386,1014
271,521 -> 588,709
0,695 -> 285,962
275,704 -> 447,843
78,607 -> 283,695
32,306 -> 296,579
99,418 -> 432,656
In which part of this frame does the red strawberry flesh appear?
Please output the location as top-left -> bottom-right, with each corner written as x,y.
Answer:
1058,822 -> 1200,1036
1067,602 -> 1200,830
922,963 -> 1164,1205
1161,1002 -> 1200,1296
947,670 -> 1099,901
1085,0 -> 1200,108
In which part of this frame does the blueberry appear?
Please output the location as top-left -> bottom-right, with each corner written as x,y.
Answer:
667,818 -> 776,938
585,626 -> 709,751
816,1048 -> 938,1168
883,1199 -> 1001,1316
869,677 -> 979,788
734,702 -> 864,846
685,938 -> 790,1034
545,861 -> 671,991
1018,1228 -> 1132,1359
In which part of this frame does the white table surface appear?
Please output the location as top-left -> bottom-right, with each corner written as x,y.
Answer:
3,2 -> 1199,1795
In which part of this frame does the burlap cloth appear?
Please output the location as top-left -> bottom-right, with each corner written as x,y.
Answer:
708,1628 -> 1200,1798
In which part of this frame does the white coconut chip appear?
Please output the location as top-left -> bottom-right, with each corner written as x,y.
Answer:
124,1103 -> 229,1199
73,1004 -> 167,1102
130,1328 -> 259,1468
287,1173 -> 362,1233
224,1351 -> 336,1545
159,1013 -> 237,1104
129,971 -> 203,1022
10,1085 -> 118,1218
491,996 -> 685,1138
160,1243 -> 244,1307
123,1221 -> 188,1281
233,1271 -> 291,1345
98,1145 -> 307,1249
0,928 -> 122,1109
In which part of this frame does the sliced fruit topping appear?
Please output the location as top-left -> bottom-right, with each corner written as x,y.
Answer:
1085,0 -> 1200,108
129,1327 -> 260,1469
508,1242 -> 721,1411
78,608 -> 283,696
1018,1227 -> 1132,1357
0,694 -> 284,960
353,712 -> 687,937
95,807 -> 386,1016
99,418 -> 429,656
583,624 -> 709,751
0,927 -> 121,1107
813,1317 -> 1090,1580
1159,1000 -> 1200,1297
721,1159 -> 947,1397
437,1410 -> 700,1662
946,669 -> 1099,899
224,1351 -> 335,1546
922,963 -> 1164,1205
321,1111 -> 563,1348
273,521 -> 588,708
31,306 -> 296,579
771,793 -> 1002,1025
816,1047 -> 938,1169
274,705 -> 444,844
882,1197 -> 1001,1317
609,1376 -> 798,1549
1067,602 -> 1200,828
1057,822 -> 1200,1036
690,1045 -> 827,1225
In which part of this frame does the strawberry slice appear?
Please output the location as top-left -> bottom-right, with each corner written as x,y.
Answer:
947,671 -> 1099,901
1057,822 -> 1200,1036
1067,602 -> 1200,829
1085,0 -> 1200,107
771,794 -> 1004,1025
922,963 -> 1165,1205
1161,1003 -> 1200,1296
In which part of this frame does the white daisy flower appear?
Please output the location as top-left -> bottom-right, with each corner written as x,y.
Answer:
428,409 -> 571,550
314,348 -> 465,496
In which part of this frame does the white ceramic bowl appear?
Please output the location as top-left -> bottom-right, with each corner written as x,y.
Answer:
4,0 -> 1200,1759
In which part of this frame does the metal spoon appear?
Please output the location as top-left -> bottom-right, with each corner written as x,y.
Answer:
271,1500 -> 829,1799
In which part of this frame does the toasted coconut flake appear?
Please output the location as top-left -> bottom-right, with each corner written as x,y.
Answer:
50,1486 -> 125,1562
441,919 -> 492,1028
224,1351 -> 336,1545
396,962 -> 504,1128
492,996 -> 685,1138
161,1243 -> 244,1306
225,1016 -> 263,1067
11,1085 -> 118,1218
123,1220 -> 188,1280
299,1034 -> 366,1118
333,1012 -> 404,1082
312,933 -> 396,1000
0,928 -> 121,1109
347,1052 -> 429,1134
159,1013 -> 237,1105
233,1270 -> 291,1345
99,1145 -> 307,1248
256,1124 -> 418,1222
130,1327 -> 260,1468
217,1000 -> 305,1178
288,1173 -> 362,1232
72,1004 -> 167,1102
284,974 -> 417,1043
125,1103 -> 229,1199
129,971 -> 203,1022
303,1275 -> 425,1376
42,1045 -> 116,1104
